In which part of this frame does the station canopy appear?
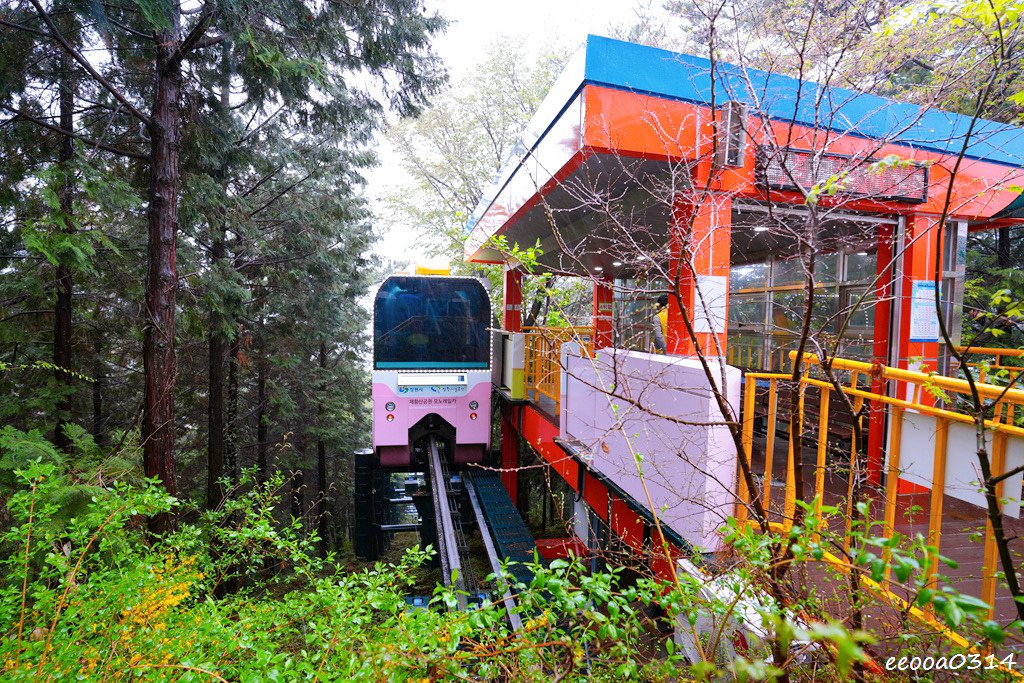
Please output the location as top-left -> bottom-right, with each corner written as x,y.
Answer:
464,35 -> 1024,277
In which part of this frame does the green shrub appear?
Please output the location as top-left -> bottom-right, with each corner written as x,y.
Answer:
0,454 -> 687,682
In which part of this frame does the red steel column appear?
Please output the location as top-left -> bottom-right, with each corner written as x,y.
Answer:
593,277 -> 614,349
896,214 -> 943,402
890,213 -> 944,495
866,223 -> 895,485
501,267 -> 523,499
503,267 -> 522,332
666,193 -> 732,357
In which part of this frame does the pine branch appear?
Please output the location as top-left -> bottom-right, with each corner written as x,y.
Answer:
248,173 -> 313,218
239,166 -> 284,198
171,5 -> 221,66
0,17 -> 50,40
26,0 -> 152,127
0,104 -> 148,159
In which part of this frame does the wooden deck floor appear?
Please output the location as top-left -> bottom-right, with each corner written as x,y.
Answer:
750,433 -> 1024,624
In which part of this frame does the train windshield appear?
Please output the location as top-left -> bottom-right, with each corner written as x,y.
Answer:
374,276 -> 490,370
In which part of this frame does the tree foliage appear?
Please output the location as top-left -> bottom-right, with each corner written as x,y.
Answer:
0,0 -> 446,540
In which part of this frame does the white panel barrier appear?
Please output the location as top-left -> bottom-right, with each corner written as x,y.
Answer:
561,347 -> 741,552
895,411 -> 1023,518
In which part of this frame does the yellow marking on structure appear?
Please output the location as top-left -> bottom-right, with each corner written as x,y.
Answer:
763,379 -> 778,513
737,374 -> 757,524
881,406 -> 904,586
783,384 -> 803,529
982,430 -> 1008,619
812,387 -> 829,543
414,263 -> 451,276
522,326 -> 594,414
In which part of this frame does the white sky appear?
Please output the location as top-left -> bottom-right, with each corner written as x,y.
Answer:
366,0 -> 648,271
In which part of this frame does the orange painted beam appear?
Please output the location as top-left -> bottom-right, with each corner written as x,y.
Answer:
593,278 -> 614,349
667,192 -> 732,356
503,268 -> 523,333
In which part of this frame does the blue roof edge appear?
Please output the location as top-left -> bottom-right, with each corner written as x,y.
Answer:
465,35 -> 1024,249
581,34 -> 1024,169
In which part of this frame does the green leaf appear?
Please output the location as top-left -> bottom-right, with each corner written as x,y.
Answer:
983,619 -> 1007,644
130,0 -> 172,31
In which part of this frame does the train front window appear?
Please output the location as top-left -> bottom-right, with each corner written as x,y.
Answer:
374,277 -> 491,369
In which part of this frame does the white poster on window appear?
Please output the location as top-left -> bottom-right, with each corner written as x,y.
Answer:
908,280 -> 940,342
693,275 -> 728,334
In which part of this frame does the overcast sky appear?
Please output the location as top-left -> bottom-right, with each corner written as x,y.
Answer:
366,0 -> 653,270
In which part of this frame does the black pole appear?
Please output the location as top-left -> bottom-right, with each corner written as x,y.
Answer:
353,448 -> 377,560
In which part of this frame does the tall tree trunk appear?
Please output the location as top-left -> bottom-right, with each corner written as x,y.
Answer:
292,391 -> 308,532
143,15 -> 183,533
998,225 -> 1011,269
207,242 -> 226,509
53,54 -> 75,452
91,305 -> 105,448
317,341 -> 330,556
207,49 -> 231,509
256,325 -> 269,483
226,333 -> 240,479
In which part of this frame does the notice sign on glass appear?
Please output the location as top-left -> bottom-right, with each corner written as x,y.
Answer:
908,280 -> 940,342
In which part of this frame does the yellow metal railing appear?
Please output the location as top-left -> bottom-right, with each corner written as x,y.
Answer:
955,344 -> 1024,385
522,326 -> 594,413
738,352 -> 1024,627
726,337 -> 763,369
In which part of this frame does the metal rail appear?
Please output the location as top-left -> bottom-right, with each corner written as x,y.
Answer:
427,436 -> 470,609
464,473 -> 523,631
522,326 -> 594,413
377,523 -> 421,532
736,352 -> 1024,660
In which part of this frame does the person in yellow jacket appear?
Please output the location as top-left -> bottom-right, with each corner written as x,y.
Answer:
653,294 -> 668,353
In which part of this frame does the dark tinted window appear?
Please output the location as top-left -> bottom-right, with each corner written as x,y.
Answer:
374,276 -> 490,369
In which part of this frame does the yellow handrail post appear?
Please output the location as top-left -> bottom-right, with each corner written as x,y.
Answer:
926,417 -> 950,598
882,406 -> 904,586
784,383 -> 803,529
737,374 -> 757,524
812,387 -> 830,544
981,430 -> 1008,620
763,379 -> 778,514
843,394 -> 865,556
521,326 -> 595,415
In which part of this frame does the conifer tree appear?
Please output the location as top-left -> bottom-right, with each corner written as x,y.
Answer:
1,0 -> 445,535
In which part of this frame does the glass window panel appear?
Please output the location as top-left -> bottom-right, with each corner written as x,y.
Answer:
772,257 -> 806,286
374,276 -> 491,369
768,334 -> 799,371
770,291 -> 804,332
844,249 -> 877,283
730,262 -> 769,291
771,289 -> 838,334
839,287 -> 875,332
812,291 -> 839,332
816,251 -> 840,284
839,339 -> 873,363
729,293 -> 767,327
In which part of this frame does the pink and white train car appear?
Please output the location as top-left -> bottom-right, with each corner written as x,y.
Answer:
371,275 -> 492,468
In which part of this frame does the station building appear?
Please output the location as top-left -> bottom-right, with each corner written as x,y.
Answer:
465,36 -> 1024,619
